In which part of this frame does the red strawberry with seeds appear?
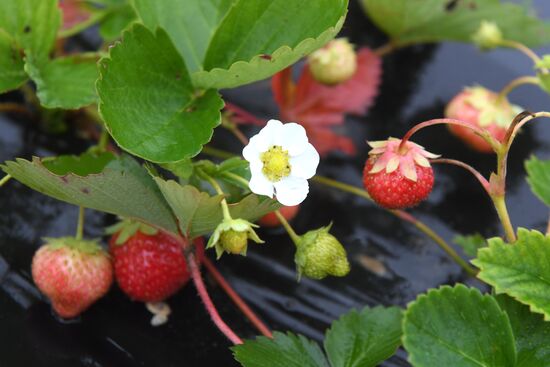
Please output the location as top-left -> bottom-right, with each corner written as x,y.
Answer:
445,86 -> 522,153
362,138 -> 438,209
108,220 -> 203,303
32,237 -> 113,319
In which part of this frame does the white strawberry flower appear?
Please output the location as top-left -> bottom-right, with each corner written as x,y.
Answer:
243,120 -> 320,206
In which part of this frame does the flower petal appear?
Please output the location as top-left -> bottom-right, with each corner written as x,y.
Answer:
280,122 -> 308,156
243,134 -> 267,162
274,176 -> 309,206
249,172 -> 274,198
258,119 -> 284,146
289,143 -> 319,179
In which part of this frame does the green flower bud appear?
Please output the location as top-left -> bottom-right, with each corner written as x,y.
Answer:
207,218 -> 263,258
308,38 -> 357,85
472,21 -> 503,50
294,224 -> 350,280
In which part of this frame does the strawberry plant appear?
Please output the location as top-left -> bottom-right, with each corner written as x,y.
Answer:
2,0 -> 550,366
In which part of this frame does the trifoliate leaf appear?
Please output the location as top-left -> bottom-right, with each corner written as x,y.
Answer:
472,228 -> 550,320
97,24 -> 223,163
453,233 -> 487,257
403,284 -> 516,367
1,152 -> 178,234
525,156 -> 550,207
0,31 -> 27,93
360,0 -> 550,47
324,306 -> 403,367
496,294 -> 550,367
153,177 -> 279,238
25,55 -> 99,109
133,0 -> 348,89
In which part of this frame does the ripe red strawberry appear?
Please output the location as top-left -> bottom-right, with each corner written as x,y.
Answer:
32,237 -> 113,318
259,205 -> 300,227
108,220 -> 204,303
362,138 -> 437,209
445,86 -> 522,153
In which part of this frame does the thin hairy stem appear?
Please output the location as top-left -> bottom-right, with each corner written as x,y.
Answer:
492,195 -> 516,243
431,159 -> 490,193
373,42 -> 397,57
197,169 -> 232,220
76,206 -> 85,240
187,251 -> 243,345
202,257 -> 273,338
399,118 -> 500,153
274,210 -> 301,246
499,40 -> 546,72
496,76 -> 540,103
0,174 -> 12,188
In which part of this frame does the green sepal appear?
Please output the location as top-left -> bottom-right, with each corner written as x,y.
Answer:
105,217 -> 158,245
43,236 -> 104,255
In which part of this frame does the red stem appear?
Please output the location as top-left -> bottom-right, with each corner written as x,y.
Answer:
399,118 -> 499,153
431,158 -> 491,194
187,251 -> 243,345
203,257 -> 273,338
225,102 -> 266,126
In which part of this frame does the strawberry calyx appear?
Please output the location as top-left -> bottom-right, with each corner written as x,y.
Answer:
461,86 -> 522,128
366,138 -> 439,182
105,218 -> 158,246
43,236 -> 103,255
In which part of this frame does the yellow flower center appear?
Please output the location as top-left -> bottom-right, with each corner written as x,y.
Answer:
261,145 -> 291,182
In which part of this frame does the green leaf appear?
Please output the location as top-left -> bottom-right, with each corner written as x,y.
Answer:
154,177 -> 279,238
538,73 -> 550,95
0,0 -> 60,62
132,0 -> 235,74
233,332 -> 329,367
1,153 -> 178,233
360,0 -> 550,47
403,284 -> 516,367
25,55 -> 99,109
324,306 -> 403,367
525,156 -> 550,207
453,233 -> 487,257
472,228 -> 550,320
496,295 -> 550,367
97,24 -> 223,163
0,31 -> 27,93
98,0 -> 137,41
133,0 -> 348,89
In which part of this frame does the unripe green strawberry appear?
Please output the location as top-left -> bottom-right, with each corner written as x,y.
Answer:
207,218 -> 263,258
295,225 -> 349,280
32,237 -> 113,318
220,229 -> 248,254
308,38 -> 357,85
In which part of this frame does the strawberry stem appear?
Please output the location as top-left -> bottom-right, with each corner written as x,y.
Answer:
492,195 -> 516,243
224,102 -> 266,127
431,159 -> 490,194
198,169 -> 232,221
496,76 -> 540,103
202,257 -> 273,338
0,174 -> 11,188
75,206 -> 85,241
187,250 -> 243,345
274,210 -> 301,245
399,118 -> 501,154
498,39 -> 547,73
